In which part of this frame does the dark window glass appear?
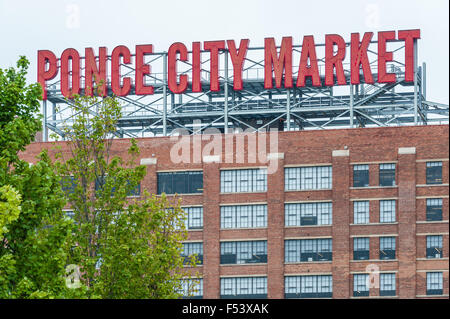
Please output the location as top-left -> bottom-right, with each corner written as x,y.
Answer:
380,273 -> 396,296
353,165 -> 369,187
426,272 -> 443,295
353,238 -> 369,260
426,235 -> 443,259
284,275 -> 332,299
157,171 -> 203,194
220,241 -> 267,265
182,243 -> 203,265
379,237 -> 396,260
379,164 -> 396,187
426,162 -> 442,184
353,274 -> 369,297
61,176 -> 76,194
427,199 -> 443,221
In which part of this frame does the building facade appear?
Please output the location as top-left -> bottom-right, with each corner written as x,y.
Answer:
22,124 -> 449,299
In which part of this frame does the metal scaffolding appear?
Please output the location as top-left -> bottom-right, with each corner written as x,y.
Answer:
42,39 -> 449,141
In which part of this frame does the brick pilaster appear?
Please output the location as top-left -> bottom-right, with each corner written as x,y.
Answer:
397,147 -> 417,298
331,149 -> 351,298
267,153 -> 285,299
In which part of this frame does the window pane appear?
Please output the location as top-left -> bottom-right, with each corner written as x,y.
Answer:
353,165 -> 369,187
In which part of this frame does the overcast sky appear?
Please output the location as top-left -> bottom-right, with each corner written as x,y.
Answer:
0,0 -> 448,104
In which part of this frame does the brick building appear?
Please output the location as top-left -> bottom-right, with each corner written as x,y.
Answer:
21,124 -> 449,299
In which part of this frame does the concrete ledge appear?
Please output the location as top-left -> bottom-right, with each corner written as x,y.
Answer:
398,147 -> 416,154
203,155 -> 220,163
140,157 -> 157,165
267,152 -> 284,160
332,150 -> 349,157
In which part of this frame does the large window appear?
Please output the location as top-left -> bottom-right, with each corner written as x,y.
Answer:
285,239 -> 332,262
426,235 -> 443,259
220,169 -> 267,193
427,199 -> 443,221
181,242 -> 203,265
380,273 -> 396,296
220,205 -> 267,229
285,202 -> 332,226
220,241 -> 267,264
426,272 -> 443,295
353,201 -> 369,224
220,277 -> 267,299
353,165 -> 369,187
380,200 -> 396,223
284,166 -> 332,191
180,278 -> 203,299
426,162 -> 443,185
379,237 -> 396,260
157,171 -> 203,194
353,274 -> 369,297
285,275 -> 333,298
379,163 -> 396,187
353,237 -> 369,260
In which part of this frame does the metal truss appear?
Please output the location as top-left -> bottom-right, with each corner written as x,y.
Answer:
42,40 -> 449,140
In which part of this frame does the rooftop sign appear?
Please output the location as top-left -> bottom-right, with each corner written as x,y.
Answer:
38,29 -> 420,100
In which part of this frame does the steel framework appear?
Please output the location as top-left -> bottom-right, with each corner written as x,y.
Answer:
42,39 -> 449,140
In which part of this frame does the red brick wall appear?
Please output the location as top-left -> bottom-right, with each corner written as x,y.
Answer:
20,124 -> 449,298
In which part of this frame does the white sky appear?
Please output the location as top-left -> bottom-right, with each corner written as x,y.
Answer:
0,0 -> 448,104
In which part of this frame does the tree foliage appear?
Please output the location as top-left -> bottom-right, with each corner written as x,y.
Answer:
0,57 -> 83,298
54,85 -> 198,298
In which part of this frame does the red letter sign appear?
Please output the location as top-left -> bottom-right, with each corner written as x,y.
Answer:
297,35 -> 321,87
227,39 -> 249,91
60,48 -> 80,98
204,40 -> 226,92
264,37 -> 293,89
378,31 -> 396,83
111,45 -> 132,96
85,47 -> 108,96
135,44 -> 154,95
325,34 -> 346,86
168,42 -> 189,94
398,29 -> 420,82
37,50 -> 58,100
192,42 -> 202,92
351,32 -> 374,84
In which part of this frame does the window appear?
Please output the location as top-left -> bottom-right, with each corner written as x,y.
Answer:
353,165 -> 369,187
380,273 -> 396,296
353,274 -> 369,297
220,277 -> 267,299
180,278 -> 203,299
353,201 -> 369,224
284,166 -> 332,191
426,235 -> 443,259
220,169 -> 267,193
353,238 -> 369,260
380,200 -> 396,223
284,239 -> 332,262
379,237 -> 396,260
379,164 -> 396,187
427,199 -> 443,221
182,242 -> 203,265
285,275 -> 332,298
60,176 -> 76,194
184,207 -> 203,230
220,241 -> 267,264
426,162 -> 442,185
220,205 -> 267,229
285,202 -> 332,227
157,171 -> 203,194
426,272 -> 443,295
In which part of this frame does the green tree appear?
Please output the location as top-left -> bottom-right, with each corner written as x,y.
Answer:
0,57 -> 85,298
54,85 -> 198,298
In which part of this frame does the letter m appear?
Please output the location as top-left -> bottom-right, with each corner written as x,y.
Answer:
264,37 -> 293,89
